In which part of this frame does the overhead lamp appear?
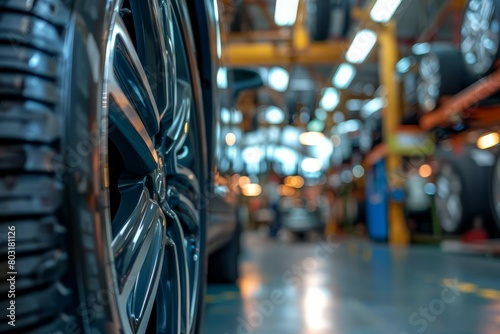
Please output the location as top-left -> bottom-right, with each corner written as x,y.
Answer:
241,183 -> 262,197
412,43 -> 431,56
242,146 -> 263,164
345,29 -> 377,64
259,106 -> 285,124
320,87 -> 340,111
477,132 -> 500,150
301,158 -> 323,173
361,97 -> 386,118
274,0 -> 299,26
396,57 -> 412,74
418,164 -> 432,178
333,63 -> 357,89
299,131 -> 325,146
225,132 -> 236,146
268,67 -> 290,92
353,165 -> 365,178
370,0 -> 403,23
217,67 -> 228,89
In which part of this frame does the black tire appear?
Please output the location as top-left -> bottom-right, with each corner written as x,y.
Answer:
330,0 -> 351,38
435,151 -> 493,234
307,0 -> 351,41
207,223 -> 241,284
0,0 -> 209,333
417,43 -> 465,112
461,0 -> 500,76
307,0 -> 331,41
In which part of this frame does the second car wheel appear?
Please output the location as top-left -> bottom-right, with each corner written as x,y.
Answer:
435,152 -> 492,235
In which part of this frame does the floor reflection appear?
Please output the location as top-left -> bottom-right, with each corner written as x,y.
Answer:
204,232 -> 500,334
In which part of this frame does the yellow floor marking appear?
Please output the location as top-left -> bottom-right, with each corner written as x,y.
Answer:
221,291 -> 240,300
478,289 -> 500,300
440,279 -> 477,293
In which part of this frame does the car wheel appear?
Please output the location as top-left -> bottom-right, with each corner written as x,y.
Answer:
0,0 -> 207,333
435,154 -> 491,234
417,44 -> 464,112
461,0 -> 500,76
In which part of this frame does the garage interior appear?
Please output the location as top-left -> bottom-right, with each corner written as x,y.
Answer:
205,0 -> 500,333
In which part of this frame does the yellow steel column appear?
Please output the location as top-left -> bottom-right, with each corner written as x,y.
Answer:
377,21 -> 410,245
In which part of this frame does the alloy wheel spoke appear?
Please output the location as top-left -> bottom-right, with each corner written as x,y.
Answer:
112,187 -> 166,333
156,238 -> 182,334
108,18 -> 160,175
164,207 -> 191,334
128,0 -> 171,116
163,79 -> 192,154
111,16 -> 160,137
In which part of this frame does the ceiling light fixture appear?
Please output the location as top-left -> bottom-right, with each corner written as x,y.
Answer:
274,0 -> 300,26
300,131 -> 326,146
346,29 -> 377,64
477,132 -> 500,150
370,0 -> 404,23
268,67 -> 290,92
333,63 -> 357,89
320,87 -> 341,111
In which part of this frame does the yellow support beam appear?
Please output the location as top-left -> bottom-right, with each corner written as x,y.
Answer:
224,42 -> 348,67
378,21 -> 410,245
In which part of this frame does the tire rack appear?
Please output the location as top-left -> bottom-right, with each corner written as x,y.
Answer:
420,66 -> 500,130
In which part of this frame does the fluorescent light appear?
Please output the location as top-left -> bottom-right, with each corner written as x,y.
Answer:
320,87 -> 340,111
361,97 -> 386,118
346,29 -> 377,64
370,0 -> 403,23
333,63 -> 357,89
221,107 -> 231,124
300,132 -> 325,146
274,0 -> 299,26
396,57 -> 412,74
225,132 -> 236,146
217,67 -> 228,89
241,183 -> 262,197
242,146 -> 263,164
412,43 -> 431,55
238,176 -> 251,187
260,106 -> 285,124
268,67 -> 289,92
301,158 -> 323,173
353,165 -> 365,178
418,164 -> 432,178
477,132 -> 500,150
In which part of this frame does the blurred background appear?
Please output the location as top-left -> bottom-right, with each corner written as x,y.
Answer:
205,0 -> 500,333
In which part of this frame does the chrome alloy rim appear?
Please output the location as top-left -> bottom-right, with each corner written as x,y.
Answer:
102,1 -> 203,333
417,52 -> 441,112
435,163 -> 463,232
461,0 -> 500,75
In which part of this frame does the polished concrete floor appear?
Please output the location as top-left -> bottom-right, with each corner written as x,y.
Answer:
204,232 -> 500,334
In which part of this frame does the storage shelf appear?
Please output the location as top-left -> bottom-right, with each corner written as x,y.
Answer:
420,67 -> 500,130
